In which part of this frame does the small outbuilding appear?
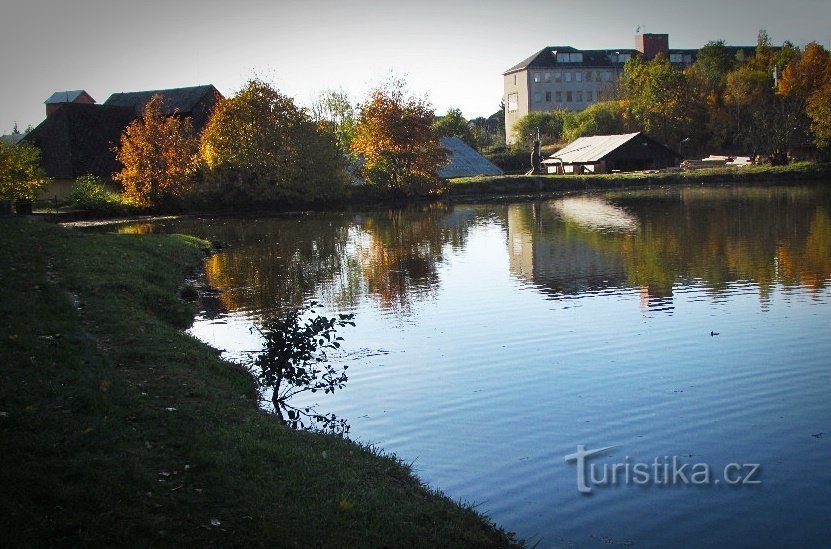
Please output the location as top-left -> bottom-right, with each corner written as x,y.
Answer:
543,132 -> 680,174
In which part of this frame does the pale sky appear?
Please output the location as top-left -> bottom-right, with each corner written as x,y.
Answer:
2,0 -> 830,134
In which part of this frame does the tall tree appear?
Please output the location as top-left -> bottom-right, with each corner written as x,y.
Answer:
723,33 -> 804,163
114,94 -> 198,208
350,77 -> 447,196
620,54 -> 703,147
200,79 -> 348,203
687,40 -> 739,151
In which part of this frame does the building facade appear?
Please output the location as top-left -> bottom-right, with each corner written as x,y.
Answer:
503,34 -> 696,144
24,85 -> 223,198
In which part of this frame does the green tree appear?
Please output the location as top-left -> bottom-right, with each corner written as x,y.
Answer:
434,107 -> 475,146
690,41 -> 738,93
561,101 -> 629,142
512,110 -> 568,146
687,40 -> 739,151
350,77 -> 447,196
309,89 -> 357,158
114,94 -> 198,208
0,140 -> 50,201
200,79 -> 349,204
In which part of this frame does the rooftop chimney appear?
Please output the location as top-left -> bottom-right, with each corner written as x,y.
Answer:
635,33 -> 669,60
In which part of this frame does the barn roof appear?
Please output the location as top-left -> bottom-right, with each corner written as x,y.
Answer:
103,85 -> 219,116
544,133 -> 645,164
438,137 -> 503,178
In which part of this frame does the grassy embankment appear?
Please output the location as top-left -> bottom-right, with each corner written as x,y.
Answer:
449,161 -> 831,198
0,218 -> 517,547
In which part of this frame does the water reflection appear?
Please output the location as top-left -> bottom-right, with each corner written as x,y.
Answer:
117,187 -> 831,319
506,187 -> 831,311
118,204 -> 484,317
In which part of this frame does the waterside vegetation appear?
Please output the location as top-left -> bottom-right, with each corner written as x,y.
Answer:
0,217 -> 518,547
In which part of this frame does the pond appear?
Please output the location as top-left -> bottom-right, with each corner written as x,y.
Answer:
117,185 -> 831,547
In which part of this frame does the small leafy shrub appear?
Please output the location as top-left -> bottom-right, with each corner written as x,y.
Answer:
253,301 -> 355,434
70,175 -> 124,213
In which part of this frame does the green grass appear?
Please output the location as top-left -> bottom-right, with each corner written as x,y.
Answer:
449,161 -> 831,197
0,217 -> 518,547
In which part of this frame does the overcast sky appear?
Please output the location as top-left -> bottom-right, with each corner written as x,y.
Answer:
2,0 -> 830,134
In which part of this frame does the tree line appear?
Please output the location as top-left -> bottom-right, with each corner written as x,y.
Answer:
510,31 -> 831,164
114,77 -> 454,209
1,77 -> 453,211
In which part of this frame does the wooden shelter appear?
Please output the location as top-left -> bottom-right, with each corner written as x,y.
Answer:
543,132 -> 680,174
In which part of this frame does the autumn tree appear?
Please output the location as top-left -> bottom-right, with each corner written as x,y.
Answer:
806,82 -> 831,149
200,79 -> 348,204
350,78 -> 447,196
780,42 -> 831,150
114,94 -> 198,208
0,140 -> 49,201
723,33 -> 803,163
620,54 -> 703,147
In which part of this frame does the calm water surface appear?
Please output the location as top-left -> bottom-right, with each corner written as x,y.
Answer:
120,186 -> 831,547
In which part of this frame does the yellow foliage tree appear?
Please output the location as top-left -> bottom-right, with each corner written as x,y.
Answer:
350,78 -> 447,196
199,79 -> 348,204
114,94 -> 198,208
0,140 -> 50,201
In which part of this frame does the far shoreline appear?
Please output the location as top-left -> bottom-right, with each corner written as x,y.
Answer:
37,161 -> 831,225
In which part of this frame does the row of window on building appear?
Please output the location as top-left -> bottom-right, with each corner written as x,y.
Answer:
554,52 -> 634,64
532,70 -> 613,84
532,90 -> 596,104
505,90 -> 599,112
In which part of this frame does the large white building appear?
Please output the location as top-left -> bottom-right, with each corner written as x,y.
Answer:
502,33 -> 696,144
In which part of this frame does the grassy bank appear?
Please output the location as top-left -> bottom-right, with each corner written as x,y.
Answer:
449,161 -> 831,198
0,218 -> 517,547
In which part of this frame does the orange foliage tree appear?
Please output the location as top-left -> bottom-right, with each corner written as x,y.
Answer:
114,94 -> 198,208
350,78 -> 447,196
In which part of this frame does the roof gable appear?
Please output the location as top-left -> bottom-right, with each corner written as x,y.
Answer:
548,133 -> 642,164
45,90 -> 95,104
